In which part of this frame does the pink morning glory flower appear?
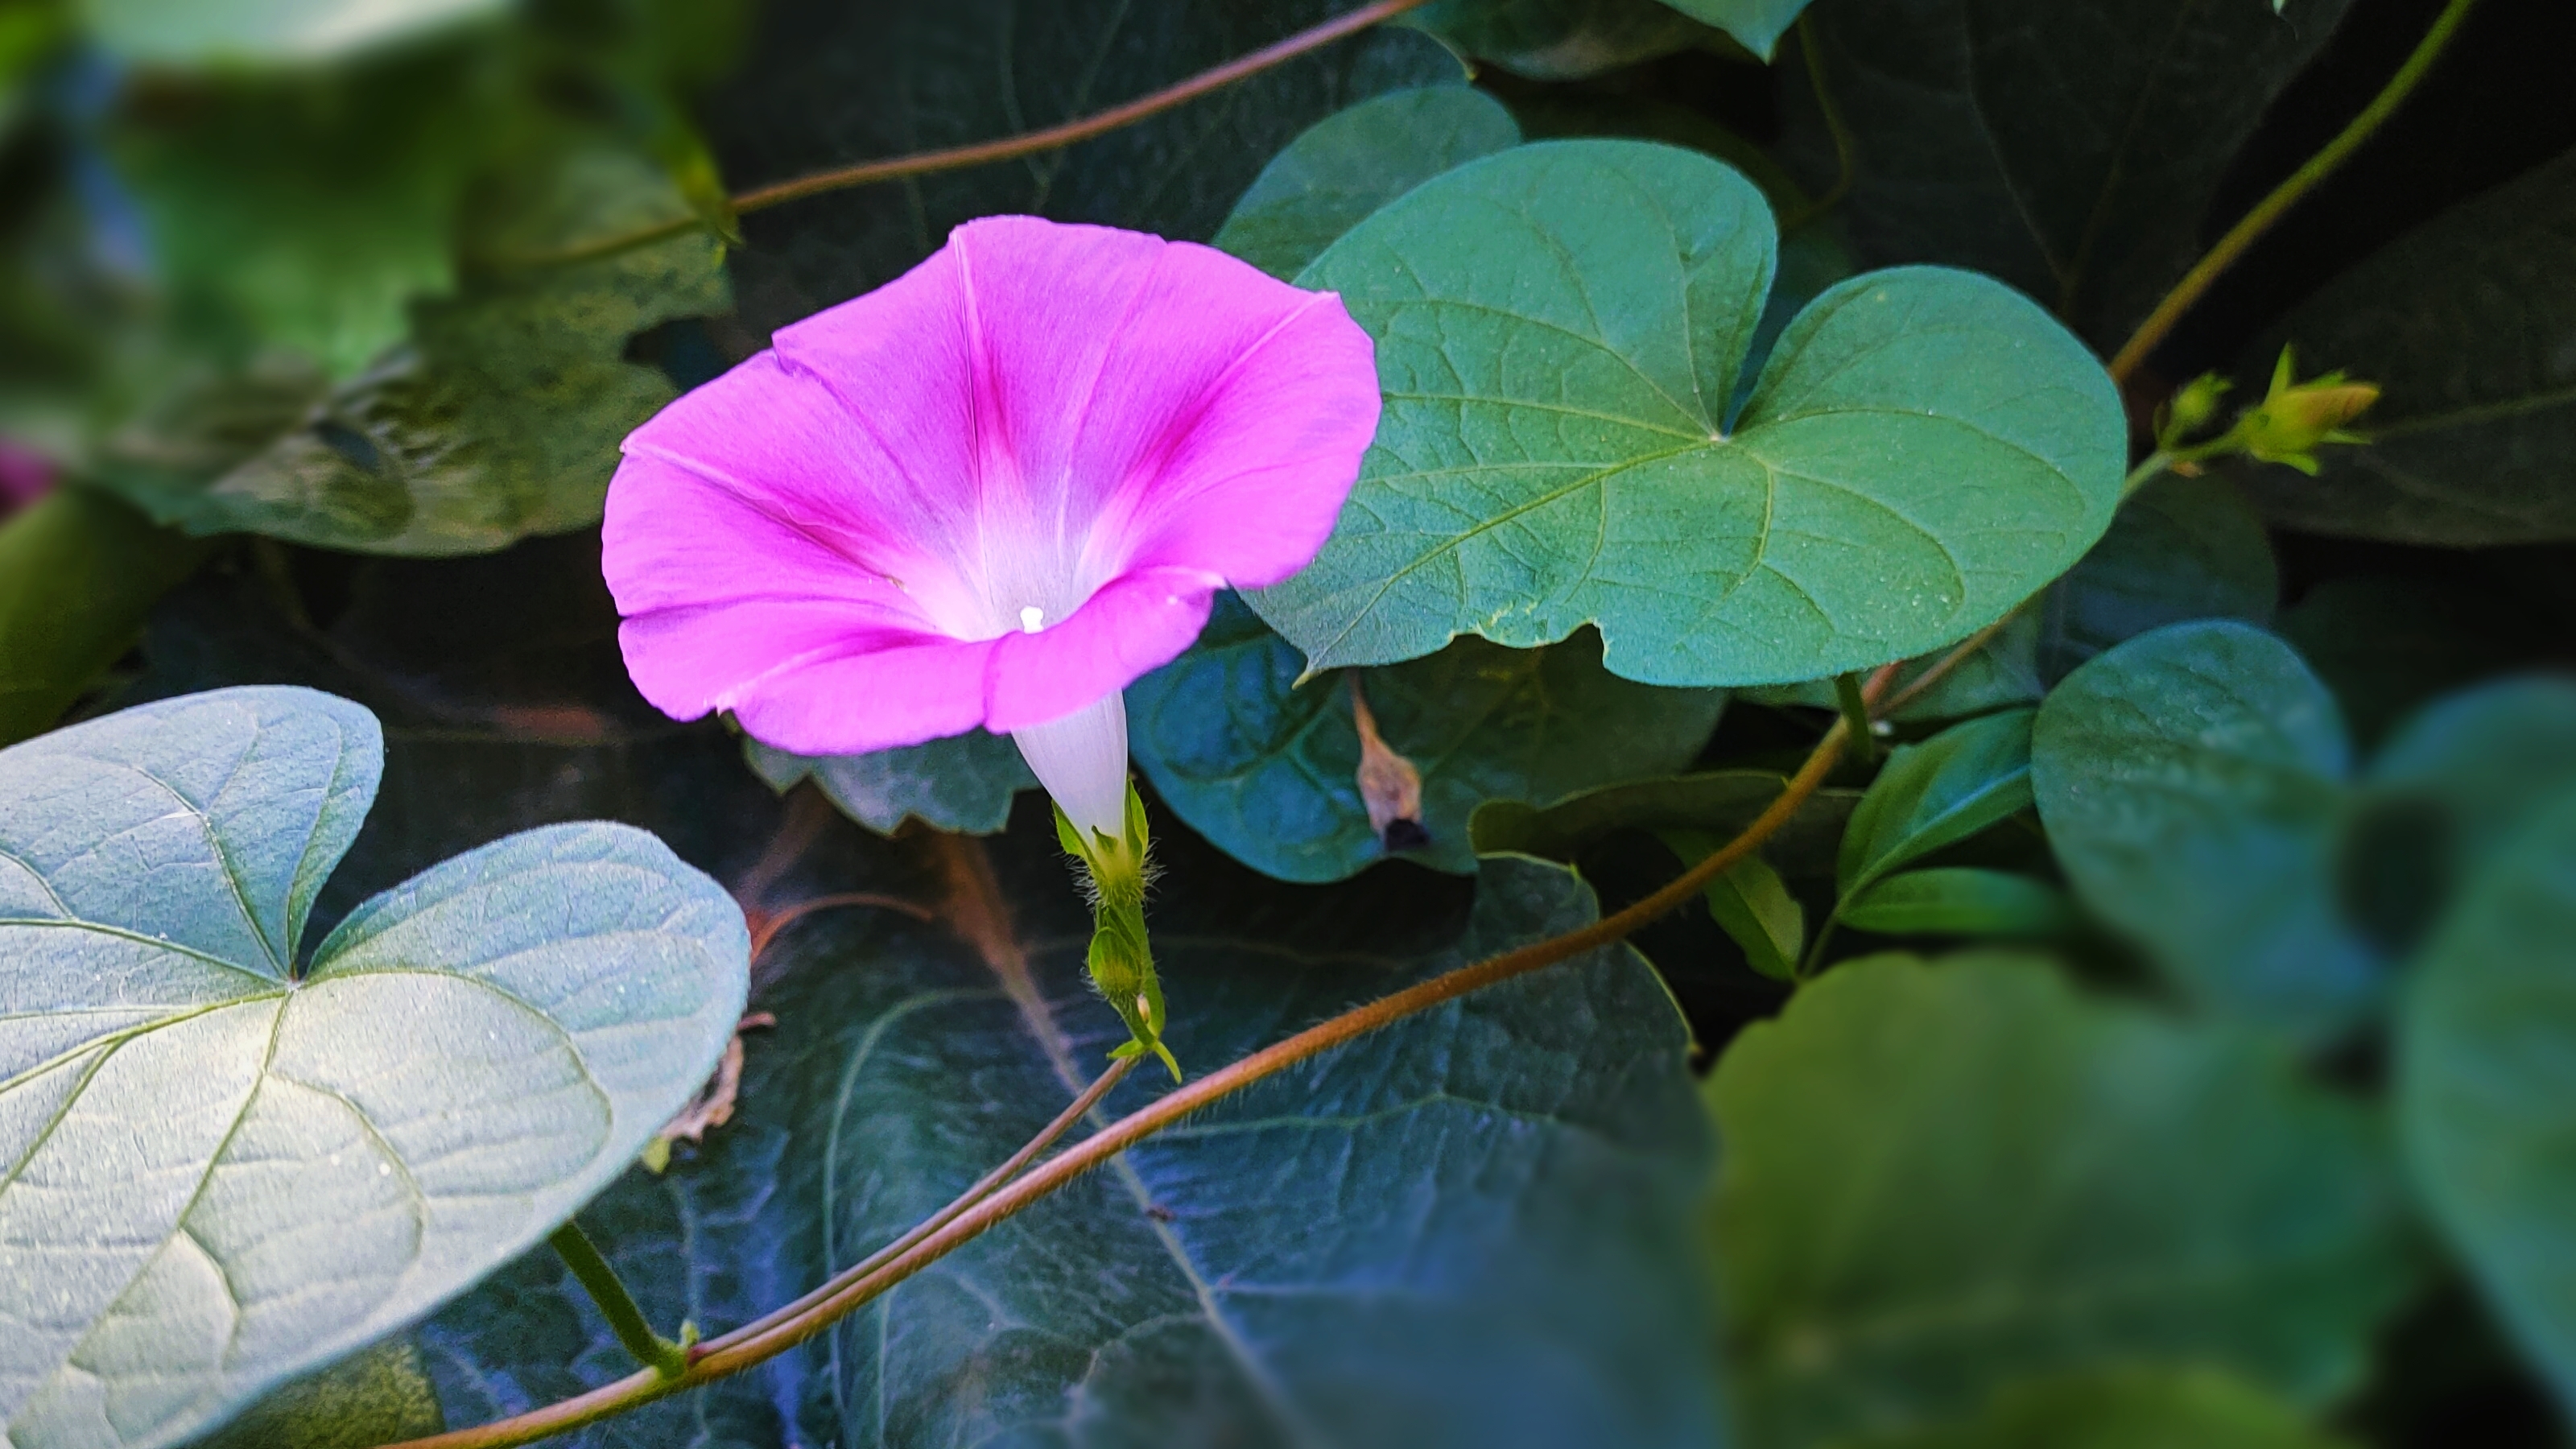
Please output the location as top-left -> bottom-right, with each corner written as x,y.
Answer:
601,216 -> 1379,841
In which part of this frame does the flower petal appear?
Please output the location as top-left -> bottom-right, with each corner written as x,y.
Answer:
729,634 -> 1000,758
985,565 -> 1220,734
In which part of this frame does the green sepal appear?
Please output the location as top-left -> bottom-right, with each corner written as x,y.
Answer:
1055,783 -> 1183,1081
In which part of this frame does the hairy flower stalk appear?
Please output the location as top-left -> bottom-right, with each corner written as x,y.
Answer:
601,215 -> 1378,1071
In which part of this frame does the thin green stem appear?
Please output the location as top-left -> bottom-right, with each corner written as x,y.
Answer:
1797,915 -> 1841,982
1832,671 -> 1877,767
547,1220 -> 689,1379
2107,0 -> 2480,382
2120,450 -> 2175,501
493,0 -> 1435,270
381,667 -> 1901,1449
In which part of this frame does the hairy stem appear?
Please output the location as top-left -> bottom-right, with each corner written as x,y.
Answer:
2106,0 -> 2480,383
547,1220 -> 688,1378
379,667 -> 1898,1449
506,0 -> 1435,269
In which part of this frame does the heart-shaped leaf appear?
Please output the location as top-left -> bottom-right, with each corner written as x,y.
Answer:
1214,85 -> 1522,280
2400,782 -> 2576,1418
424,816 -> 1725,1447
0,686 -> 748,1449
1251,140 -> 2124,687
746,730 -> 1035,836
1126,595 -> 1724,882
1710,953 -> 2419,1449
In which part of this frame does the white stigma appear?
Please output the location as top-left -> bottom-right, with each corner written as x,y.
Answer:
1020,605 -> 1046,634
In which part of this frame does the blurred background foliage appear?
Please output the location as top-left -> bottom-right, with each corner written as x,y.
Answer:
2,0 -> 2575,1446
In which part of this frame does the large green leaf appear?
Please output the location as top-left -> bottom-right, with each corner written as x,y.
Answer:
108,59 -> 481,381
1789,0 -> 2352,350
1252,140 -> 2124,686
0,686 -> 749,1449
2031,621 -> 2379,1040
1403,0 -> 1709,80
708,0 -> 1459,332
745,731 -> 1036,836
1844,1367 -> 2357,1449
426,818 -> 1726,1447
1709,953 -> 2418,1449
96,134 -> 728,556
2237,147 -> 2576,544
0,486 -> 211,746
82,0 -> 507,64
1130,597 -> 1724,882
2400,783 -> 2576,1418
1839,866 -> 2070,939
1213,85 -> 1521,280
1835,708 -> 2033,901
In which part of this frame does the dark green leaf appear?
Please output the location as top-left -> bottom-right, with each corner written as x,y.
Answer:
745,731 -> 1035,836
85,0 -> 506,64
2400,782 -> 2576,1419
2368,676 -> 2576,873
2036,471 -> 2278,683
1839,866 -> 2070,937
708,0 -> 1460,332
0,686 -> 749,1449
0,485 -> 211,745
2280,577 -> 2540,750
97,134 -> 729,555
1255,140 -> 2125,686
1790,0 -> 2352,349
1213,85 -> 1521,280
1404,0 -> 1708,80
1663,829 -> 1803,979
1836,708 -> 2034,900
431,819 -> 1725,1447
1843,1366 -> 2357,1449
1660,0 -> 1811,60
1711,953 -> 2419,1448
191,1340 -> 445,1449
1470,770 -> 1860,881
2031,621 -> 2379,1040
1503,88 -> 1811,214
2237,147 -> 2576,544
1129,595 -> 1724,881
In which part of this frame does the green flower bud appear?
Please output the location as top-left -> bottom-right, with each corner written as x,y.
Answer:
2157,372 -> 2231,448
2238,346 -> 2379,475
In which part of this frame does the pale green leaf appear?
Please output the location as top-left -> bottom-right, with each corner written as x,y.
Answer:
0,687 -> 748,1449
1664,829 -> 1802,979
1254,140 -> 2124,687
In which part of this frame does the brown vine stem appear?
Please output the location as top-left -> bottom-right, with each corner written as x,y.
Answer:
511,0 -> 1437,269
381,666 -> 1899,1449
2105,0 -> 2480,383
